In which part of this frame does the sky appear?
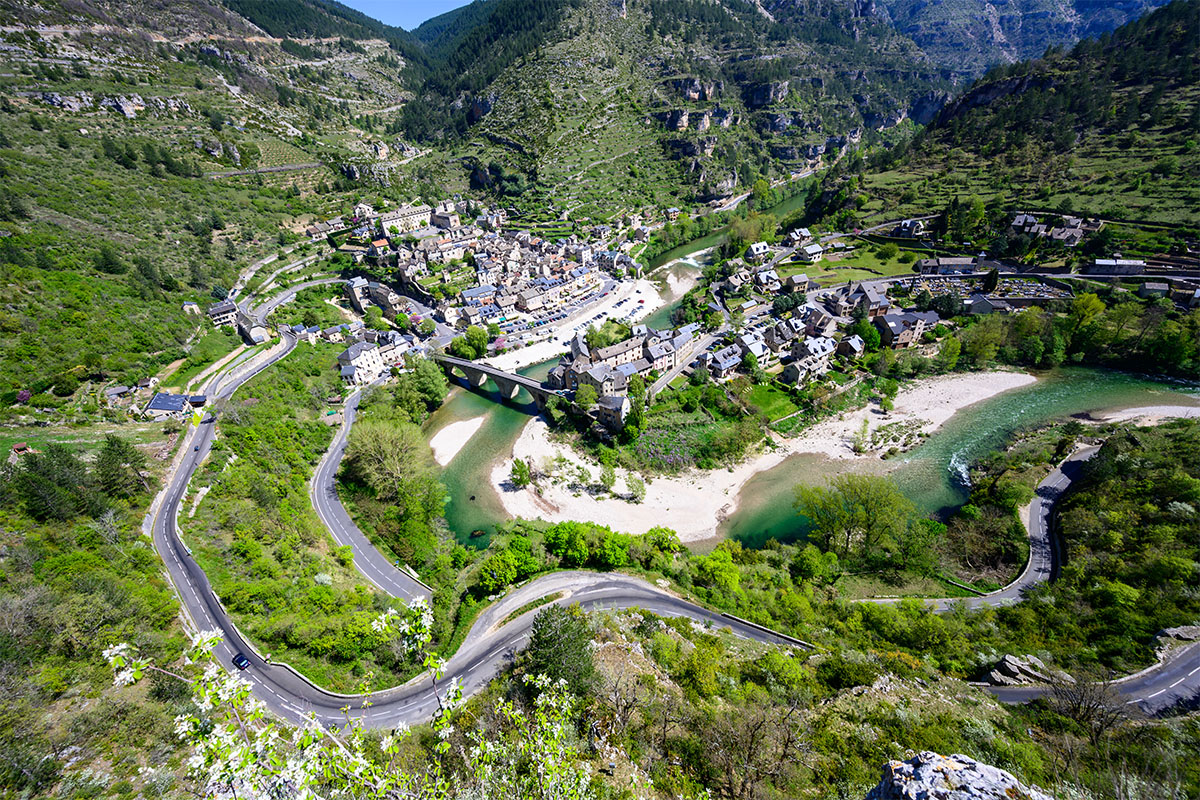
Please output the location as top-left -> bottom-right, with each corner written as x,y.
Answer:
341,0 -> 469,31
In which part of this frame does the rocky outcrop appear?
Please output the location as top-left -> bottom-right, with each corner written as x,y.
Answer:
937,75 -> 1054,124
1158,625 -> 1200,642
467,92 -> 498,124
666,108 -> 689,131
37,92 -> 191,117
147,96 -> 193,114
745,80 -> 789,108
197,44 -> 249,65
908,90 -> 952,126
985,654 -> 1074,687
866,752 -> 1054,800
693,110 -> 711,132
40,91 -> 92,112
763,112 -> 794,133
1153,625 -> 1200,658
711,107 -> 735,128
713,172 -> 738,194
850,0 -> 877,19
669,77 -> 721,101
667,137 -> 716,158
193,138 -> 239,165
863,108 -> 907,131
100,94 -> 145,118
339,162 -> 397,187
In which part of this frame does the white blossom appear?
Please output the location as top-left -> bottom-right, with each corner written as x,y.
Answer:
102,642 -> 131,665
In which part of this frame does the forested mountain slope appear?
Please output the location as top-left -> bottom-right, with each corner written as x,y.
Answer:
2,0 -> 1192,401
853,0 -> 1200,227
396,0 -> 954,217
877,0 -> 1173,75
0,2 -> 419,402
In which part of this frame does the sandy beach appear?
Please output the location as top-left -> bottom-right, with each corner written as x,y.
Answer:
1098,405 -> 1200,425
657,247 -> 712,300
482,278 -> 666,373
429,416 -> 486,466
791,371 -> 1037,460
490,370 -> 1037,542
665,269 -> 696,299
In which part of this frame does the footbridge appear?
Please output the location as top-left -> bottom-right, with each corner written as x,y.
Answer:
434,355 -> 560,409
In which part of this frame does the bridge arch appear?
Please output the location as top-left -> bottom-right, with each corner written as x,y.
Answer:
433,355 -> 554,411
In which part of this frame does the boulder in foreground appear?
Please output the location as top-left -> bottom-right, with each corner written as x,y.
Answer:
866,751 -> 1053,800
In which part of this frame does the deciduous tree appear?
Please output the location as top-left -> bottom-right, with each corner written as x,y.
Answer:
574,384 -> 598,409
794,474 -> 919,565
526,604 -> 596,697
510,457 -> 532,488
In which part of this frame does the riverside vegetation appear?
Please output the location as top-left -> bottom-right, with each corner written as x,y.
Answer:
83,416 -> 1200,799
4,385 -> 1198,796
2,0 -> 1199,796
164,326 -> 1193,697
826,0 -> 1200,230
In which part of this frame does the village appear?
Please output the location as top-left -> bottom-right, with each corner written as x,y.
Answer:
127,198 -> 1197,437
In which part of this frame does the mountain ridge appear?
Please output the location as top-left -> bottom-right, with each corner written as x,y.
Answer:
838,0 -> 1199,232
876,0 -> 1174,74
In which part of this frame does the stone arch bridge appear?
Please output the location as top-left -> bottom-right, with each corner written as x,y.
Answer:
434,355 -> 560,410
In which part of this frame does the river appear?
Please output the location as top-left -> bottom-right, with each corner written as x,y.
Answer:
644,179 -> 816,270
424,253 -> 707,546
424,188 -> 1198,552
427,346 -> 1197,552
722,368 -> 1200,549
422,358 -> 557,547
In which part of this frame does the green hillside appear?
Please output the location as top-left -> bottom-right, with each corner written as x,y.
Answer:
411,0 -> 502,46
0,6 -> 421,404
395,0 -> 953,221
852,0 -> 1200,228
878,0 -> 1173,75
223,0 -> 427,64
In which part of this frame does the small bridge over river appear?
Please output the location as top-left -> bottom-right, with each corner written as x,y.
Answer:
434,355 -> 560,409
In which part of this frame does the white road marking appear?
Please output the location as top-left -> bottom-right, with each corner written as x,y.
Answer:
1148,689 -> 1165,698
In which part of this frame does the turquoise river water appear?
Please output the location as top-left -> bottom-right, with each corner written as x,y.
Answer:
424,239 -> 1199,549
722,368 -> 1200,549
427,364 -> 1198,549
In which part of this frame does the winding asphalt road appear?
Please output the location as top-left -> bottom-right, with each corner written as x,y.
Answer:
991,639 -> 1200,716
868,446 -> 1098,612
969,450 -> 1200,715
148,286 -> 1200,725
308,386 -> 432,601
147,335 -> 807,728
865,444 -> 1200,712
